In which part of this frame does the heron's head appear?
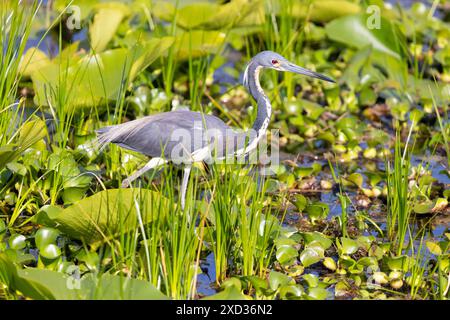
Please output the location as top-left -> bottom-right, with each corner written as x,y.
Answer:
251,50 -> 335,83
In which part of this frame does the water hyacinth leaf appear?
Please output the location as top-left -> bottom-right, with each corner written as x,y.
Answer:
413,200 -> 434,214
174,30 -> 226,60
279,285 -> 304,300
432,198 -> 448,213
268,271 -> 294,291
384,255 -> 411,272
242,276 -> 268,294
300,245 -> 324,267
325,13 -> 406,60
203,284 -> 250,300
153,0 -> 264,30
0,219 -> 6,234
39,244 -> 61,260
19,47 -> 50,77
0,253 -> 167,300
35,227 -> 60,250
302,273 -> 319,287
39,189 -> 169,245
276,245 -> 298,266
302,232 -> 333,250
339,237 -> 359,255
175,2 -> 218,29
0,119 -> 47,168
32,38 -> 173,109
128,37 -> 175,80
274,0 -> 361,22
308,287 -> 329,301
323,257 -> 337,271
347,172 -> 363,188
89,4 -> 130,52
9,234 -> 26,250
426,241 -> 442,256
34,205 -> 63,227
293,194 -> 307,211
305,202 -> 329,222
80,273 -> 169,300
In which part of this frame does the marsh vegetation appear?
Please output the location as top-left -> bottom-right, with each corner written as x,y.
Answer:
0,0 -> 449,300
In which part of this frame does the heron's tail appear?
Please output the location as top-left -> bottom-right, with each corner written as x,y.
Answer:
95,126 -> 115,151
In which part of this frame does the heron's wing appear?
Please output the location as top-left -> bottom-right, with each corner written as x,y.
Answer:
96,110 -> 232,160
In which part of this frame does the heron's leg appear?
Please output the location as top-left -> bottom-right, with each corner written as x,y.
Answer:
121,157 -> 167,188
180,164 -> 192,210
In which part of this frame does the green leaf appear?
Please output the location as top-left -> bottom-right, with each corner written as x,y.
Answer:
276,245 -> 298,266
174,30 -> 225,60
40,189 -> 169,246
300,244 -> 325,267
338,237 -> 359,255
0,119 -> 47,168
293,194 -> 307,211
0,253 -> 167,300
202,284 -> 250,300
325,14 -> 406,60
307,287 -> 329,300
89,4 -> 129,52
413,200 -> 434,214
80,273 -> 168,300
277,0 -> 361,22
39,244 -> 61,260
347,172 -> 363,188
305,202 -> 329,222
268,271 -> 294,291
32,38 -> 173,109
302,232 -> 333,249
35,227 -> 60,250
9,234 -> 26,250
426,241 -> 442,256
279,284 -> 304,300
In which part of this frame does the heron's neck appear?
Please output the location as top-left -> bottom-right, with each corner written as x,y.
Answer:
244,62 -> 272,135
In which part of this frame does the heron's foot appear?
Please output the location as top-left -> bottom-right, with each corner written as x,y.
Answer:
121,179 -> 130,188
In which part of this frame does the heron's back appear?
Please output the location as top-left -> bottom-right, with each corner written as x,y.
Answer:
96,110 -> 237,161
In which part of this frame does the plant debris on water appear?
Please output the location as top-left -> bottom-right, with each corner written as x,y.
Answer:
0,0 -> 449,300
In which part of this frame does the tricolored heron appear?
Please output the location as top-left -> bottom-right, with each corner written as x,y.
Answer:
96,51 -> 334,208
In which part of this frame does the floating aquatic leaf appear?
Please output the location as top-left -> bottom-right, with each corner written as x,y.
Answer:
338,237 -> 359,255
32,37 -> 173,109
35,228 -> 60,250
9,234 -> 26,250
323,257 -> 337,271
301,232 -> 333,250
307,287 -> 329,300
0,253 -> 167,300
38,189 -> 169,246
39,244 -> 61,260
426,241 -> 442,256
325,14 -> 406,60
273,0 -> 361,22
89,4 -> 130,52
276,245 -> 298,266
347,172 -> 363,188
293,194 -> 307,211
300,244 -> 325,267
203,283 -> 250,300
268,271 -> 294,291
305,202 -> 329,223
279,285 -> 304,300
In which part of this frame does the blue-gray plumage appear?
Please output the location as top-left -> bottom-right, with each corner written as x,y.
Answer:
96,51 -> 334,209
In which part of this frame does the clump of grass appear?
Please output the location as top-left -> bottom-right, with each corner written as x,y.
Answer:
386,129 -> 413,256
0,1 -> 40,145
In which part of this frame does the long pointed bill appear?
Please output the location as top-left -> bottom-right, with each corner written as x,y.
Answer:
284,63 -> 335,83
